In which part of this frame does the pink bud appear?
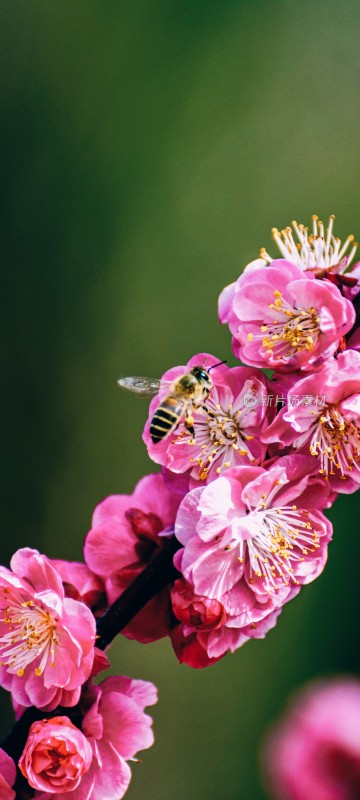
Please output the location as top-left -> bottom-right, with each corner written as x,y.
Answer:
19,716 -> 92,793
171,579 -> 225,630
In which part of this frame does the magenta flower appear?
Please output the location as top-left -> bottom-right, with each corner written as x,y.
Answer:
0,749 -> 16,800
143,353 -> 271,485
173,456 -> 332,657
263,677 -> 360,800
263,351 -> 360,493
84,473 -> 181,642
0,549 -> 96,711
19,716 -> 92,793
30,676 -> 157,800
219,261 -> 354,372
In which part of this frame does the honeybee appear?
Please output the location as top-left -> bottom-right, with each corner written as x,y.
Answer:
118,360 -> 226,443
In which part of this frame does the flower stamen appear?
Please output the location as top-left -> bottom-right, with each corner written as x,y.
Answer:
0,588 -> 58,676
258,291 -> 321,361
264,215 -> 358,273
243,504 -> 318,593
176,392 -> 259,478
293,404 -> 360,480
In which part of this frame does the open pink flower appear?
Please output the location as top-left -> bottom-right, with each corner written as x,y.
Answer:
19,716 -> 92,793
0,549 -> 96,711
219,261 -> 354,372
263,351 -> 360,493
84,473 -> 181,642
173,456 -> 332,657
32,675 -> 157,800
143,353 -> 271,485
0,749 -> 16,800
263,677 -> 360,800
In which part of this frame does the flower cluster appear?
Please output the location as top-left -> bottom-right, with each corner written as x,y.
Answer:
19,677 -> 157,800
1,214 -> 359,797
135,214 -> 359,666
0,549 -> 157,799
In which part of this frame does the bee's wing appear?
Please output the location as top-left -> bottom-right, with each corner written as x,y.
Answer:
117,376 -> 162,397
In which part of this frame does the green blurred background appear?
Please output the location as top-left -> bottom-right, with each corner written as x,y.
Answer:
1,1 -> 360,797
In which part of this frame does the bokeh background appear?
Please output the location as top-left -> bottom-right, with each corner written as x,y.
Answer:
1,1 -> 360,798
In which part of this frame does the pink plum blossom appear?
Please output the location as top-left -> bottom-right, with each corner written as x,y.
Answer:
143,353 -> 272,485
263,677 -> 360,800
84,473 -> 181,643
0,548 -> 96,711
263,351 -> 360,493
173,456 -> 332,658
218,261 -> 354,372
0,749 -> 16,800
19,716 -> 92,793
32,675 -> 157,800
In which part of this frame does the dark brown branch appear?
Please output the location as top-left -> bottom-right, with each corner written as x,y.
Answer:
96,534 -> 181,649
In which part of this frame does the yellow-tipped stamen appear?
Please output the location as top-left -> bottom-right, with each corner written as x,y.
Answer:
264,215 -> 357,273
0,589 -> 59,677
223,487 -> 320,594
293,403 -> 360,481
174,388 -> 264,478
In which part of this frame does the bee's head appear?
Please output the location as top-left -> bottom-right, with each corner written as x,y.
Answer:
191,366 -> 211,383
192,360 -> 227,384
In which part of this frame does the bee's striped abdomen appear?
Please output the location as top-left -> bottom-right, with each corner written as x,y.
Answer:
150,396 -> 185,443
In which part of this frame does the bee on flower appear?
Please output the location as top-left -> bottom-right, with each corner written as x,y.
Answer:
143,353 -> 273,486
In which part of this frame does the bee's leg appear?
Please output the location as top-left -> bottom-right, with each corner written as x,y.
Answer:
184,415 -> 195,437
201,404 -> 216,418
